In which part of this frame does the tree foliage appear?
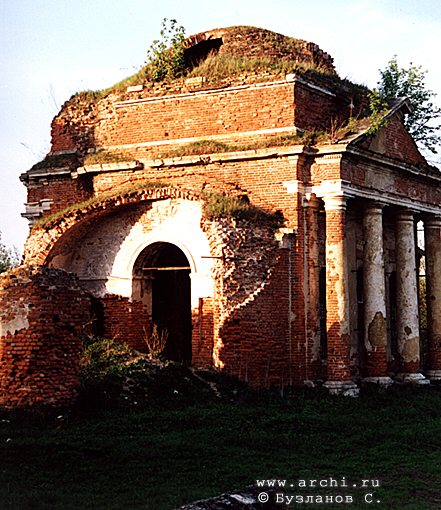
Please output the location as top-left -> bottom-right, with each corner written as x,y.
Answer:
376,56 -> 441,153
367,88 -> 390,136
0,232 -> 20,273
146,18 -> 186,82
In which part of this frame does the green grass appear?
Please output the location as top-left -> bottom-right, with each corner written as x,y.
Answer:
1,371 -> 441,509
32,180 -> 168,229
67,49 -> 367,108
159,139 -> 235,158
157,133 -> 317,159
187,54 -> 300,81
82,150 -> 130,166
32,181 -> 282,230
202,191 -> 283,227
29,153 -> 79,172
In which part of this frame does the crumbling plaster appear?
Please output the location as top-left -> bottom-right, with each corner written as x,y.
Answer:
48,198 -> 214,309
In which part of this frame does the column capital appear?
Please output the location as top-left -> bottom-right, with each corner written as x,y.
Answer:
322,194 -> 347,211
303,193 -> 321,209
396,208 -> 416,223
424,215 -> 441,229
364,201 -> 385,215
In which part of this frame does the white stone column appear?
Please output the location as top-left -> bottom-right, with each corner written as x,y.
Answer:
362,203 -> 392,385
424,216 -> 441,381
395,209 -> 428,384
322,195 -> 359,396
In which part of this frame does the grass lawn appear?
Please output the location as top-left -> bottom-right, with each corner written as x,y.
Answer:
1,346 -> 441,509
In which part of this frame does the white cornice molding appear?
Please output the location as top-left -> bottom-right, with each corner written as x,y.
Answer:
114,75 -> 335,108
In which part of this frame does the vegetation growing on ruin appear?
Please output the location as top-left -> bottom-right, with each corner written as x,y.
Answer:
98,52 -> 366,98
32,180 -> 168,228
146,18 -> 186,82
29,153 -> 79,172
156,123 -> 373,157
374,56 -> 441,153
76,18 -> 187,96
0,232 -> 20,273
157,132 -> 327,159
160,140 -> 235,157
324,116 -> 369,144
82,150 -> 131,165
30,150 -> 133,173
367,89 -> 391,136
79,337 -> 175,407
187,53 -> 311,81
65,18 -> 369,114
202,191 -> 283,227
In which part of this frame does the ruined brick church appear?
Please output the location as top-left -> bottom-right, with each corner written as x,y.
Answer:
2,26 -> 441,407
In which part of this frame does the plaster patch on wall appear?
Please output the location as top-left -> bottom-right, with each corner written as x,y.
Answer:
326,238 -> 349,334
311,331 -> 321,362
399,336 -> 420,363
367,312 -> 387,351
0,304 -> 30,338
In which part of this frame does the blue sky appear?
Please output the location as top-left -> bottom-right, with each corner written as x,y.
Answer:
1,0 -> 441,250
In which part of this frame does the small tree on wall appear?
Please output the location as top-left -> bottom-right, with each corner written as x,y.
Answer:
374,56 -> 441,153
0,232 -> 20,273
146,18 -> 186,82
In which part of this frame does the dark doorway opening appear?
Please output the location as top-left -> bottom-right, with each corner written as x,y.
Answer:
184,37 -> 223,70
135,242 -> 192,364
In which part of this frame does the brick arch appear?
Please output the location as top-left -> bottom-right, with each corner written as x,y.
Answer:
24,186 -> 202,266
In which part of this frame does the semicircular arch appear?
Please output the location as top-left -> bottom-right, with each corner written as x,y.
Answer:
24,186 -> 202,266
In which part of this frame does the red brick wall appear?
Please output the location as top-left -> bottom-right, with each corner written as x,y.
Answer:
19,74 -> 440,394
100,295 -> 148,352
218,248 -> 294,387
342,156 -> 441,206
91,156 -> 300,227
108,83 -> 295,146
192,297 -> 215,368
294,82 -> 342,131
324,207 -> 352,381
50,120 -> 78,153
46,78 -> 355,156
365,115 -> 426,166
0,266 -> 91,409
28,175 -> 92,214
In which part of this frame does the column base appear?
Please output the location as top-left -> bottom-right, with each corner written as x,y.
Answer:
395,372 -> 430,385
425,370 -> 441,381
323,380 -> 359,397
362,376 -> 394,387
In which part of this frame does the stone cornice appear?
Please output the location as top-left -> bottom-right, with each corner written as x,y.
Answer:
344,145 -> 441,182
302,179 -> 441,216
114,74 -> 335,109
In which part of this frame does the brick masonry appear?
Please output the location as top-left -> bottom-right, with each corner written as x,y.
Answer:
5,26 -> 441,406
0,266 -> 91,408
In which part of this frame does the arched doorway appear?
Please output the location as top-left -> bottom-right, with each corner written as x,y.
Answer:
133,242 -> 192,364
